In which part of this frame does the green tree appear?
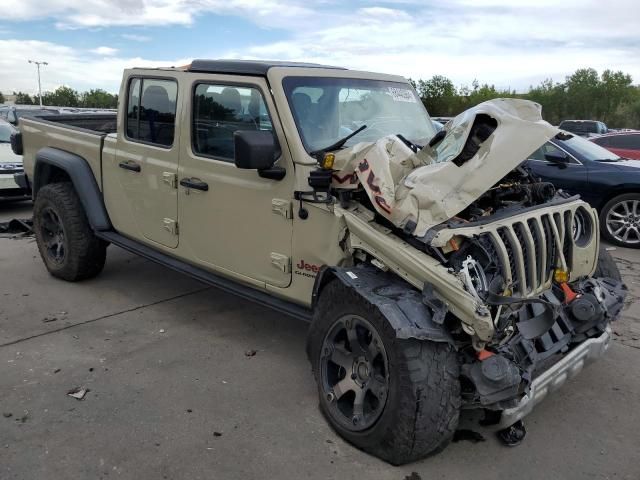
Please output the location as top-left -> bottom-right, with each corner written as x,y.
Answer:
415,75 -> 457,116
80,89 -> 118,108
37,86 -> 80,107
13,91 -> 34,105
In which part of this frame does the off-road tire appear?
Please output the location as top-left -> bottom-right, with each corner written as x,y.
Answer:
593,245 -> 622,281
33,182 -> 107,281
599,193 -> 640,248
307,280 -> 460,465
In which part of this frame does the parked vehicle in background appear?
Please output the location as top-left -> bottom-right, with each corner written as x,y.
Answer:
0,105 -> 60,126
590,131 -> 640,160
558,120 -> 608,137
0,120 -> 27,199
14,65 -> 626,465
526,132 -> 640,248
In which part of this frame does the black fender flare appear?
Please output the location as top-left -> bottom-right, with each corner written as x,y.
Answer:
312,265 -> 454,345
34,147 -> 112,231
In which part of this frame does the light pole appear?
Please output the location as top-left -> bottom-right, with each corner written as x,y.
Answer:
28,60 -> 48,108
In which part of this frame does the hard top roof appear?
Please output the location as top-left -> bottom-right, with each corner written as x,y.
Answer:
186,59 -> 347,76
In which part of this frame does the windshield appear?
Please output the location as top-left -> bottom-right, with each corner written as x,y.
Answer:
557,133 -> 621,161
282,77 -> 436,153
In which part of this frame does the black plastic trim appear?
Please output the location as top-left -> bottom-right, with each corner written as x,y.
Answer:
34,147 -> 112,231
313,265 -> 454,344
188,59 -> 346,76
96,231 -> 313,322
13,172 -> 30,192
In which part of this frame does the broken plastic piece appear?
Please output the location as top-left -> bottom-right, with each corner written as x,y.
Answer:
497,420 -> 526,446
477,349 -> 494,361
67,387 -> 90,400
560,282 -> 578,304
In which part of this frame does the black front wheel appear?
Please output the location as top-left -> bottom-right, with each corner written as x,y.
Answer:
34,182 -> 108,281
307,280 -> 460,465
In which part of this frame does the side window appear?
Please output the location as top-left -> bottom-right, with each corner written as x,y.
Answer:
608,135 -> 640,149
529,143 -> 577,163
126,77 -> 177,147
192,83 -> 273,161
593,136 -> 609,147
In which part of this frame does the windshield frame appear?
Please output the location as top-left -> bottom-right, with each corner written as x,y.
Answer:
282,75 -> 434,155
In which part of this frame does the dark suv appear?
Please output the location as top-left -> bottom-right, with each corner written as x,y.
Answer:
559,119 -> 608,137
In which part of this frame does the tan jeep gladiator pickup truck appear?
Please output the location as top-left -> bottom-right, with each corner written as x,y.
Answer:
13,60 -> 626,464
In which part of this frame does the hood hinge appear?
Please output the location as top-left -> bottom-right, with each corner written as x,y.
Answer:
163,218 -> 178,235
270,252 -> 291,273
272,199 -> 293,219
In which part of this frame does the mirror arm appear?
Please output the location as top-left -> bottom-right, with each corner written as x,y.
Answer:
258,166 -> 286,181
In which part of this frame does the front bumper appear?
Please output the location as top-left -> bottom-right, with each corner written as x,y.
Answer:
496,326 -> 612,429
0,173 -> 21,191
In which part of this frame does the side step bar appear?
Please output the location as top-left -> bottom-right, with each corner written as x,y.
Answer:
96,231 -> 313,322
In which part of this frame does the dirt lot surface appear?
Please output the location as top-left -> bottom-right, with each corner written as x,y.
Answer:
1,200 -> 639,480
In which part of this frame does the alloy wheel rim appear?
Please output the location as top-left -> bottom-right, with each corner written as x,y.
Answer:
320,315 -> 389,432
606,199 -> 640,245
40,207 -> 66,264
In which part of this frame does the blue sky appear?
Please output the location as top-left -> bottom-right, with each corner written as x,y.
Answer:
1,0 -> 639,95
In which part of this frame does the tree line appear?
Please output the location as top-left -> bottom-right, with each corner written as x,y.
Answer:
2,86 -> 118,109
2,67 -> 639,127
410,68 -> 640,128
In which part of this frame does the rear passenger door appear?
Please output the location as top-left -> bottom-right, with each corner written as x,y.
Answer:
178,76 -> 294,288
104,75 -> 181,248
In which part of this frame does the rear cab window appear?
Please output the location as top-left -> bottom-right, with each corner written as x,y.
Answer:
126,77 -> 178,147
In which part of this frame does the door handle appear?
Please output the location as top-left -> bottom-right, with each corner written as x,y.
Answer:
180,177 -> 209,191
118,161 -> 141,172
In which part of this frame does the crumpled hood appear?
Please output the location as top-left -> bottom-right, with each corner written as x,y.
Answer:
331,98 -> 560,236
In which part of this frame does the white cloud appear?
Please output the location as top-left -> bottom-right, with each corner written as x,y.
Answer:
0,39 -> 188,94
90,46 -> 118,56
1,1 -> 639,93
121,33 -> 151,42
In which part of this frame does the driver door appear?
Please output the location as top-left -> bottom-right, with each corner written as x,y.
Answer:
177,75 -> 294,288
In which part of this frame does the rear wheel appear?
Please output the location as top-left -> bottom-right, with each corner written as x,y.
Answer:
600,193 -> 640,248
34,182 -> 108,281
307,280 -> 460,465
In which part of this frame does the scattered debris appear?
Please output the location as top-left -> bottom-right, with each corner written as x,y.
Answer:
159,329 -> 166,334
15,412 -> 29,423
42,316 -> 58,323
53,368 -> 61,374
72,335 -> 79,340
67,387 -> 90,400
89,368 -> 94,372
2,412 -> 12,418
0,219 -> 33,238
213,432 -> 222,437
605,247 -> 616,251
326,439 -> 334,444
244,349 -> 257,357
497,420 -> 526,447
404,473 -> 422,480
453,429 -> 486,443
186,409 -> 193,413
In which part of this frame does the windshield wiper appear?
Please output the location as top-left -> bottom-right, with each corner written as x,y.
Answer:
310,124 -> 367,158
595,158 -> 621,162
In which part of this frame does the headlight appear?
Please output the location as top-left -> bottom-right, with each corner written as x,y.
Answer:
573,206 -> 594,247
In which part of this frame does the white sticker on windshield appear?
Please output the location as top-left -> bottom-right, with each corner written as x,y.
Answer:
388,87 -> 417,103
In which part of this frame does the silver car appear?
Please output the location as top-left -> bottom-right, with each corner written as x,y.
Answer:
0,120 -> 26,198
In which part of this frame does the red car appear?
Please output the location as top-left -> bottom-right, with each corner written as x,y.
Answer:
590,131 -> 640,160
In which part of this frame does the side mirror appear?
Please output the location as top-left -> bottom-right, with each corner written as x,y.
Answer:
234,130 -> 285,180
7,110 -> 17,125
545,151 -> 569,167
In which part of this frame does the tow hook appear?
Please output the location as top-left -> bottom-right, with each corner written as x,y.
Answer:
497,420 -> 527,447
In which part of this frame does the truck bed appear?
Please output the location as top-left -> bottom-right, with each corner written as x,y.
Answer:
20,113 -> 118,190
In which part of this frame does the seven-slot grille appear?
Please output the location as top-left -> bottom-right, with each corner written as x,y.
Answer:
481,211 -> 573,297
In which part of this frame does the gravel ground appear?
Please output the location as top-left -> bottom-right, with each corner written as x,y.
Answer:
1,199 -> 639,480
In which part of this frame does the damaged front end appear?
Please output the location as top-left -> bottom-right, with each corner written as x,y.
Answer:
323,98 -> 627,423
